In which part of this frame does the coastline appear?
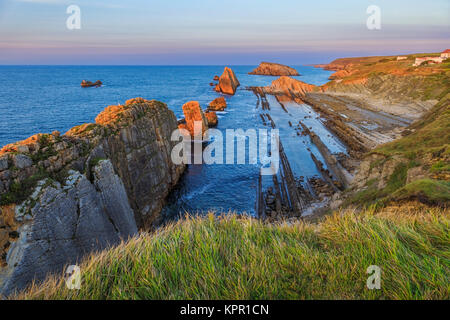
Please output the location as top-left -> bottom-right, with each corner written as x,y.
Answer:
1,53 -> 449,296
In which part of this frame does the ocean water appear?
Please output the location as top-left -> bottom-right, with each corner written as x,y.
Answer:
0,65 -> 334,217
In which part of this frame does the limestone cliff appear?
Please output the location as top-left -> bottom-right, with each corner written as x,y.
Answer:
0,98 -> 185,295
249,62 -> 300,76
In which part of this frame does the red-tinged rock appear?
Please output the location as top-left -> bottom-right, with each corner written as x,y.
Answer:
213,75 -> 220,81
215,67 -> 240,95
249,62 -> 300,76
181,101 -> 208,137
208,97 -> 227,111
265,76 -> 318,97
205,111 -> 218,127
81,80 -> 102,88
125,97 -> 149,105
95,105 -> 127,125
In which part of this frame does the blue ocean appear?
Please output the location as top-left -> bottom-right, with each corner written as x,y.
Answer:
0,65 -> 336,218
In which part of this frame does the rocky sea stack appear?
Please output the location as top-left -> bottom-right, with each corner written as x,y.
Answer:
0,98 -> 184,295
249,62 -> 300,76
178,101 -> 209,137
215,67 -> 240,95
208,97 -> 227,111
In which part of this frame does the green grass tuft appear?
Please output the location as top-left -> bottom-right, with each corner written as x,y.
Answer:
392,179 -> 450,204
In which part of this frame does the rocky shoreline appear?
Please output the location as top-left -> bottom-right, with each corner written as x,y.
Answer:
0,58 -> 446,295
0,65 -> 243,295
247,60 -> 440,220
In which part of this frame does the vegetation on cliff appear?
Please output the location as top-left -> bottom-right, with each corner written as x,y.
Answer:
349,93 -> 449,207
320,53 -> 450,208
322,52 -> 450,102
16,207 -> 449,300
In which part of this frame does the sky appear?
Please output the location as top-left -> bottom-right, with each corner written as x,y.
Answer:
0,0 -> 449,65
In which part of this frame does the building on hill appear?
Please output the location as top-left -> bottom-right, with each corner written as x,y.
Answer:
413,56 -> 443,67
397,56 -> 407,61
441,49 -> 450,59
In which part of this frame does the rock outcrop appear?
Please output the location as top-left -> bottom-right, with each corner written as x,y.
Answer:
81,80 -> 102,88
208,97 -> 227,111
205,111 -> 218,127
249,62 -> 300,76
215,67 -> 240,95
264,76 -> 318,98
179,101 -> 208,137
0,161 -> 137,296
0,98 -> 185,295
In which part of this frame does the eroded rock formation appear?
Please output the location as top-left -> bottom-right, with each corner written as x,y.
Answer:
180,101 -> 208,137
249,62 -> 300,76
215,67 -> 240,95
0,98 -> 185,295
208,97 -> 227,111
81,80 -> 102,88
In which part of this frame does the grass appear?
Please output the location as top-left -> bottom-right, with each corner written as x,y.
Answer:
393,179 -> 450,204
15,208 -> 449,300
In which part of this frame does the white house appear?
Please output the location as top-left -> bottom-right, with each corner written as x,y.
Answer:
397,56 -> 407,61
441,49 -> 450,59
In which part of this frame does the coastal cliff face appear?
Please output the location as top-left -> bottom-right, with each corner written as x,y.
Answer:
215,67 -> 240,95
0,160 -> 137,295
249,62 -> 300,76
0,98 -> 185,295
322,74 -> 438,119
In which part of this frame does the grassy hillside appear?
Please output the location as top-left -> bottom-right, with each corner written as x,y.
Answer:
16,208 -> 449,300
331,52 -> 450,207
324,52 -> 450,102
348,93 -> 450,207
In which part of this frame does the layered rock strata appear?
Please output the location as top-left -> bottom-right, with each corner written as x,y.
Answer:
0,98 -> 185,295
